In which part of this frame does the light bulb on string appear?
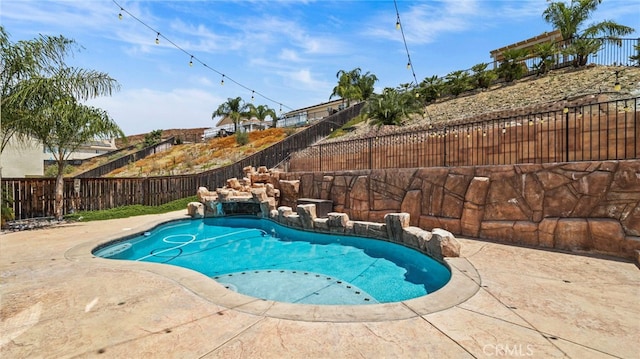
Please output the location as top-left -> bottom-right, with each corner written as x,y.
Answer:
279,104 -> 283,113
406,62 -> 411,70
614,71 -> 621,92
113,2 -> 292,116
396,18 -> 401,30
251,91 -> 255,102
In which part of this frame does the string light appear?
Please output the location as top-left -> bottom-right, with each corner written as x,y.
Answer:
189,55 -> 193,67
111,0 -> 293,112
394,0 -> 418,86
118,8 -> 123,20
614,70 -> 621,91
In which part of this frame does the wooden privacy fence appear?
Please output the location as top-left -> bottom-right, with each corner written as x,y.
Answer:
2,105 -> 363,220
289,97 -> 639,172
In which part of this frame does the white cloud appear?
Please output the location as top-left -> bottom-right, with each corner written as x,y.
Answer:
86,88 -> 224,135
279,68 -> 332,91
279,48 -> 302,62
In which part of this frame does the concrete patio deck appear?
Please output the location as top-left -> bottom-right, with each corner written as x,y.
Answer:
1,211 -> 638,358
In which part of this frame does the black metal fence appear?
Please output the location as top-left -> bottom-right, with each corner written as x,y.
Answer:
2,105 -> 363,220
497,38 -> 639,75
74,137 -> 176,178
289,97 -> 639,171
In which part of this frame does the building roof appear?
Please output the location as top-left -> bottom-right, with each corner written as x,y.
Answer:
282,98 -> 345,117
490,30 -> 564,61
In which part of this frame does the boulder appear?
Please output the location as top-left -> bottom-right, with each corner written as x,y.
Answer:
187,202 -> 204,218
385,212 -> 410,242
327,212 -> 349,228
278,206 -> 293,223
430,228 -> 460,258
227,177 -> 242,190
279,180 -> 300,207
296,204 -> 317,229
402,226 -> 431,250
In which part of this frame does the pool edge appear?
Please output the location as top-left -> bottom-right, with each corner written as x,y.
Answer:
66,215 -> 481,323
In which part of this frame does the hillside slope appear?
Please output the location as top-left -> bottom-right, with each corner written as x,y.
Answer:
329,65 -> 640,142
72,65 -> 638,178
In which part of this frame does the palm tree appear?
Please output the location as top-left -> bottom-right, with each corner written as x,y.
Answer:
444,70 -> 472,96
248,104 -> 278,128
543,0 -> 634,66
497,48 -> 529,82
470,63 -> 497,89
330,68 -> 378,107
27,92 -> 122,219
362,87 -> 423,127
417,75 -> 445,104
330,68 -> 360,107
356,70 -> 378,101
212,97 -> 250,133
1,27 -> 78,153
532,42 -> 559,75
3,30 -> 122,219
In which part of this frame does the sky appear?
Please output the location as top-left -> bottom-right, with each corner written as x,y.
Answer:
2,0 -> 639,136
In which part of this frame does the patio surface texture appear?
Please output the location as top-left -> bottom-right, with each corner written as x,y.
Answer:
1,210 -> 638,358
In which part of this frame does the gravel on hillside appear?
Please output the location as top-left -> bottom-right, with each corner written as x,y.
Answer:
325,65 -> 640,142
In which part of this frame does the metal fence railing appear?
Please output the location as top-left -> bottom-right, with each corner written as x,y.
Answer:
73,137 -> 176,178
1,105 -> 363,220
493,37 -> 639,76
289,97 -> 639,172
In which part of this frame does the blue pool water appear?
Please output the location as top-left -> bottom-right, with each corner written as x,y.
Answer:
93,217 -> 451,305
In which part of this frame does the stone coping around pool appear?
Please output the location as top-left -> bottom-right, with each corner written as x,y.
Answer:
65,212 -> 480,322
189,200 -> 461,262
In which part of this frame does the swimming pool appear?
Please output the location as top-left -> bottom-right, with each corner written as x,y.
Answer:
93,216 -> 451,305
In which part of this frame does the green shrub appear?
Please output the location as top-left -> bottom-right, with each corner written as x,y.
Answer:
64,196 -> 197,222
44,164 -> 76,177
235,131 -> 249,145
143,129 -> 163,147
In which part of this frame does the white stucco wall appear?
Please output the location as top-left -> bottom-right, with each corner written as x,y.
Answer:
1,137 -> 44,178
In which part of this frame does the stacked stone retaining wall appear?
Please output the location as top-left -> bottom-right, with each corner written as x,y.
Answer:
276,160 -> 640,259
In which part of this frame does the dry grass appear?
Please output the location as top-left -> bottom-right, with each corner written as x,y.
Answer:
106,128 -> 288,177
